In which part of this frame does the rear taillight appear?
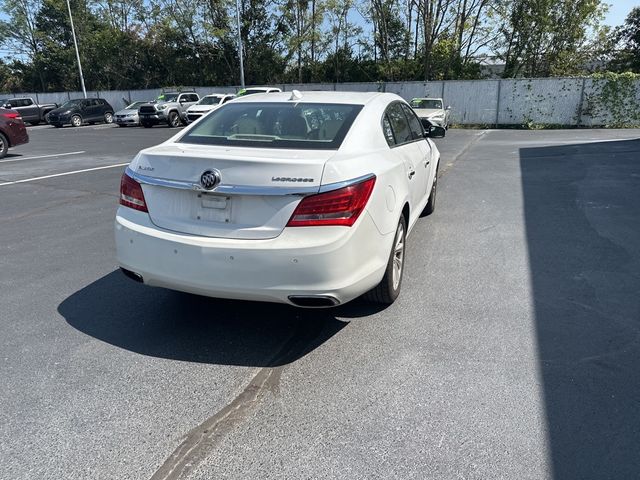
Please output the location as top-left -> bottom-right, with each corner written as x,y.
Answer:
1,112 -> 21,120
120,172 -> 148,212
287,176 -> 376,227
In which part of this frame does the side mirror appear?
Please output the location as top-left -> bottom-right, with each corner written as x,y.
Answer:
4,103 -> 12,109
446,105 -> 451,110
425,125 -> 446,138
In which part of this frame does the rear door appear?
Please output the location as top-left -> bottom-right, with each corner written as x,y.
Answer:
18,99 -> 38,121
401,103 -> 433,197
385,102 -> 425,217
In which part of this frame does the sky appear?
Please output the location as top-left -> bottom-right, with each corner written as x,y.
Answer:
604,0 -> 637,27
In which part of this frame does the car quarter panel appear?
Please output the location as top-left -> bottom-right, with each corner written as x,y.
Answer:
321,94 -> 415,236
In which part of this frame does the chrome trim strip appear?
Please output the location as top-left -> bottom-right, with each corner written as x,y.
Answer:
126,167 -> 319,196
318,173 -> 376,193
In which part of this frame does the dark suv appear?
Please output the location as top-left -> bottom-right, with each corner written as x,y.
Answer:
0,107 -> 29,158
47,98 -> 115,127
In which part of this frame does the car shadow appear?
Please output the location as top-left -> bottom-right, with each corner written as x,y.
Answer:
58,270 -> 384,368
520,137 -> 640,479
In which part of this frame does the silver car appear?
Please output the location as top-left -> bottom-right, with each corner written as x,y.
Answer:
114,101 -> 148,127
410,98 -> 451,133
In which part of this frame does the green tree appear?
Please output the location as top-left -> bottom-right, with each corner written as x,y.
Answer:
498,0 -> 607,78
610,7 -> 640,72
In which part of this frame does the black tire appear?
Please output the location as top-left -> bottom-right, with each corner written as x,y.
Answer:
167,111 -> 180,128
52,123 -> 63,128
30,121 -> 40,126
423,164 -> 438,216
0,132 -> 8,159
117,124 -> 125,127
71,115 -> 82,127
365,215 -> 407,304
141,121 -> 153,128
104,112 -> 114,124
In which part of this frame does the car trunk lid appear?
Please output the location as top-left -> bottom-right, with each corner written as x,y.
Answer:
132,143 -> 332,239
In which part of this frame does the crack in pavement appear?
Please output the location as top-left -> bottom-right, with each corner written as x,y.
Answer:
149,317 -> 344,480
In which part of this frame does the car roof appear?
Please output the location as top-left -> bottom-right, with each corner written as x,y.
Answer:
230,91 -> 387,106
204,93 -> 233,97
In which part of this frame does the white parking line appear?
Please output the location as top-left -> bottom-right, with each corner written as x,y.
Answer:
0,151 -> 86,164
0,163 -> 129,187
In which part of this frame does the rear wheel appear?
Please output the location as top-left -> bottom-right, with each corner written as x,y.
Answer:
104,112 -> 113,124
365,215 -> 406,304
167,111 -> 180,128
71,115 -> 82,127
0,132 -> 8,158
141,121 -> 153,128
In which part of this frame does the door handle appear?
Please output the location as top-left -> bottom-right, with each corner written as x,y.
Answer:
408,170 -> 416,179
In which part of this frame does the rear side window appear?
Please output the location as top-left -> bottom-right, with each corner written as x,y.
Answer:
179,102 -> 363,150
386,103 -> 412,145
382,115 -> 395,146
401,104 -> 425,140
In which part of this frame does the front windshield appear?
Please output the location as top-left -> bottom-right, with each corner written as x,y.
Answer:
126,101 -> 146,109
198,96 -> 222,106
179,102 -> 362,150
156,93 -> 179,102
411,99 -> 442,109
60,99 -> 83,109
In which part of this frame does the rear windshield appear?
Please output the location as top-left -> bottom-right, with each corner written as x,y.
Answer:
179,102 -> 362,150
411,99 -> 442,109
198,96 -> 222,105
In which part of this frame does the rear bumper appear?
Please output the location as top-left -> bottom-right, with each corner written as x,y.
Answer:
115,207 -> 391,306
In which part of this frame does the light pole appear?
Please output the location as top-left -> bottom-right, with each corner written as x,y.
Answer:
235,0 -> 245,89
66,0 -> 87,98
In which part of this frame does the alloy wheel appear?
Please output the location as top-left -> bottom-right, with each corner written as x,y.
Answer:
392,222 -> 405,290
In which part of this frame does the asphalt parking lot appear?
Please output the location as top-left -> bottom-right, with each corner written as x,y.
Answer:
1,124 -> 639,480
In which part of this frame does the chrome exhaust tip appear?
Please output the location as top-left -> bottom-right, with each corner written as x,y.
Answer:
120,267 -> 144,283
288,295 -> 340,308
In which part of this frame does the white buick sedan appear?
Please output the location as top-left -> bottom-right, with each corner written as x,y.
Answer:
115,91 -> 442,307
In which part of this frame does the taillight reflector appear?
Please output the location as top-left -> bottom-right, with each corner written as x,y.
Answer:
120,172 -> 148,212
287,176 -> 376,227
1,112 -> 21,120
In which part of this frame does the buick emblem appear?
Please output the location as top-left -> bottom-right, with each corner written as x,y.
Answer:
200,169 -> 221,190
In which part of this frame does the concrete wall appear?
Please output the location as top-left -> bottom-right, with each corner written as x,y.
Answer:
3,77 -> 639,126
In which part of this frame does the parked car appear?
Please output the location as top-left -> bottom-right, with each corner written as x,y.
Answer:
115,91 -> 444,307
114,101 -> 148,127
0,97 -> 58,125
47,98 -> 115,128
236,87 -> 282,97
186,94 -> 235,123
0,107 -> 29,158
138,91 -> 199,128
410,97 -> 451,132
